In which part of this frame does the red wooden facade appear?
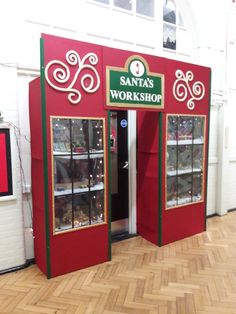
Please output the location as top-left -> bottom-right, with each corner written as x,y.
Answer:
29,34 -> 211,277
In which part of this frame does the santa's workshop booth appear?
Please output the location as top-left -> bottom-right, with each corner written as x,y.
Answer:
29,34 -> 211,278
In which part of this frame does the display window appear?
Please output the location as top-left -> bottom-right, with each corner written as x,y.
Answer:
166,114 -> 206,209
51,117 -> 106,233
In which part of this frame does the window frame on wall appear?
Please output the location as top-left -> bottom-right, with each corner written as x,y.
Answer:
89,0 -> 155,18
162,0 -> 186,52
0,128 -> 13,197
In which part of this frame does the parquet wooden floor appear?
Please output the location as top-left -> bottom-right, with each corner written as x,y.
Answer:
0,212 -> 236,314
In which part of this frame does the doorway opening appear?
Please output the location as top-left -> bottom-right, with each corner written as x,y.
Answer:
110,111 -> 129,240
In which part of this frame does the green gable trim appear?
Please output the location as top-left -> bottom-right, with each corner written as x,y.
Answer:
40,38 -> 51,278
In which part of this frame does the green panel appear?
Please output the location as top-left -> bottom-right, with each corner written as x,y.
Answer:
40,38 -> 51,278
107,111 -> 112,260
158,113 -> 163,246
109,70 -> 162,106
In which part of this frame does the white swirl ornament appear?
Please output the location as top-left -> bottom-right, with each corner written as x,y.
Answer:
45,50 -> 100,104
173,69 -> 205,110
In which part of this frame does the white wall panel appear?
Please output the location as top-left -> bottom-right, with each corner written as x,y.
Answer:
228,91 -> 236,156
227,43 -> 236,90
0,66 -> 26,271
206,105 -> 219,215
206,162 -> 218,216
224,159 -> 236,210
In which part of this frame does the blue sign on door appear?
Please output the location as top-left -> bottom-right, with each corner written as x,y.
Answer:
120,119 -> 128,128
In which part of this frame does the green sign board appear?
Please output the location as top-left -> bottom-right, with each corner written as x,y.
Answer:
106,55 -> 164,109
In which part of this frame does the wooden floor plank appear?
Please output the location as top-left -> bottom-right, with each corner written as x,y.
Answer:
0,212 -> 235,314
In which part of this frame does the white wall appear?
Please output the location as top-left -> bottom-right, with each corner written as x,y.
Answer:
189,0 -> 236,215
0,66 -> 26,270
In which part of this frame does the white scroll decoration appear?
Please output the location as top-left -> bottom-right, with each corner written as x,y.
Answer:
173,70 -> 205,110
45,50 -> 100,104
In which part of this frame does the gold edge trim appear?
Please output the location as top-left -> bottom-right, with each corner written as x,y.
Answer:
165,113 -> 207,211
53,222 -> 107,236
50,116 -> 107,236
166,200 -> 205,211
202,117 -> 207,201
50,116 -> 55,233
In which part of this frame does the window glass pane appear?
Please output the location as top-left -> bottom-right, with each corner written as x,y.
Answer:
178,145 -> 192,173
55,195 -> 73,231
167,146 -> 177,175
167,115 -> 178,143
54,157 -> 72,194
193,145 -> 203,172
91,190 -> 104,224
53,118 -> 70,152
114,0 -> 132,10
90,157 -> 104,189
89,120 -> 104,152
177,174 -> 192,205
167,176 -> 177,208
178,116 -> 193,142
74,193 -> 90,227
136,0 -> 154,17
163,23 -> 176,50
193,117 -> 204,142
73,158 -> 89,191
72,119 -> 88,153
163,0 -> 176,24
192,173 -> 203,202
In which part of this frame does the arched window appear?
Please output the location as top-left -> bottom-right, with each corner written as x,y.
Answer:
163,0 -> 185,51
89,0 -> 193,57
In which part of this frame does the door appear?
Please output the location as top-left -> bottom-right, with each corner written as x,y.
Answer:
110,111 -> 129,236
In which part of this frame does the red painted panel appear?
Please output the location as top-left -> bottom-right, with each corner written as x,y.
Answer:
0,133 -> 8,193
137,174 -> 158,244
103,46 -> 166,112
137,111 -> 159,245
165,59 -> 211,115
41,34 -> 109,277
29,78 -> 47,274
162,203 -> 205,245
137,111 -> 159,154
51,224 -> 109,277
160,112 -> 209,245
42,34 -> 103,118
30,34 -> 211,277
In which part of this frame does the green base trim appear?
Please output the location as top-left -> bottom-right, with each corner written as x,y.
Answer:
107,111 -> 112,260
158,112 -> 163,246
40,38 -> 51,278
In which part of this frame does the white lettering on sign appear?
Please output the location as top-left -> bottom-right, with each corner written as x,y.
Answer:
110,90 -> 162,103
120,76 -> 154,88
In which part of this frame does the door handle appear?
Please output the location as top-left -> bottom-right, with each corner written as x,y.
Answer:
121,161 -> 129,169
